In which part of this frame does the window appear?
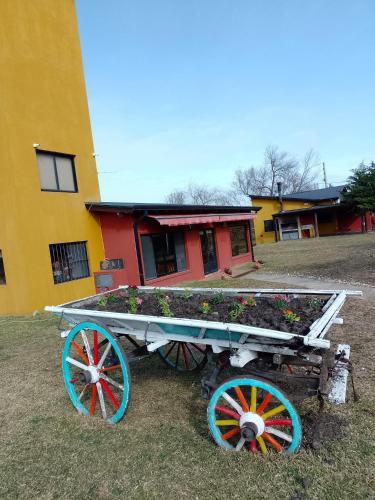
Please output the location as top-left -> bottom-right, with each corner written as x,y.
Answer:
49,241 -> 90,284
264,219 -> 275,232
141,232 -> 187,279
37,151 -> 77,192
0,250 -> 6,285
230,225 -> 249,256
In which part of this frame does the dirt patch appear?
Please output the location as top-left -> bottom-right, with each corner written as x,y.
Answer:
302,412 -> 346,451
77,290 -> 327,335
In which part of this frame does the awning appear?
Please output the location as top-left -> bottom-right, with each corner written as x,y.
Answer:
147,213 -> 256,227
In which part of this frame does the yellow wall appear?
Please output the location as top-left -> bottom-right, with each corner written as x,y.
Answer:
251,198 -> 314,244
0,0 -> 104,314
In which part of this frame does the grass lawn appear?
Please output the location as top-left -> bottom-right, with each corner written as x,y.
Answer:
252,233 -> 375,286
1,278 -> 374,499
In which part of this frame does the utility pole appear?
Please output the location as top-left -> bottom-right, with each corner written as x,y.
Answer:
322,162 -> 328,188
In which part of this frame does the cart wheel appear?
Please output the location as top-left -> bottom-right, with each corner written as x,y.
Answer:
62,321 -> 131,424
207,375 -> 302,454
157,341 -> 208,372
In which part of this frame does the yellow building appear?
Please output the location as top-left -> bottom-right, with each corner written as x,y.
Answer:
0,0 -> 104,314
250,186 -> 346,244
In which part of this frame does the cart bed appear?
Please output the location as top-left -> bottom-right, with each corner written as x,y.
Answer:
45,286 -> 361,353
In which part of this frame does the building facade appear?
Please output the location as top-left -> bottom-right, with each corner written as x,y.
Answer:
0,0 -> 104,314
250,186 -> 373,244
86,203 -> 258,292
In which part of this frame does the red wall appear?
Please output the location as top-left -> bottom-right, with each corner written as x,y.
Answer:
299,213 -> 315,225
365,212 -> 373,231
337,211 -> 373,234
94,213 -> 140,290
94,213 -> 253,291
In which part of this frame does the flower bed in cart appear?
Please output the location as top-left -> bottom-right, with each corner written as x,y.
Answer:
82,287 -> 327,335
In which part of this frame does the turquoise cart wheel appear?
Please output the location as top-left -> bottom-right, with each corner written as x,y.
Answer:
207,375 -> 302,454
62,321 -> 131,424
158,341 -> 208,372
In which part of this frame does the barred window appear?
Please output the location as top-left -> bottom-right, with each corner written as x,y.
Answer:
49,241 -> 90,284
0,250 -> 6,285
37,151 -> 77,192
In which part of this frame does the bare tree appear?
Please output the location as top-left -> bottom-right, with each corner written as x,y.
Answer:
232,145 -> 320,197
164,145 -> 320,206
165,190 -> 187,204
164,184 -> 243,206
264,145 -> 299,195
286,149 -> 320,193
188,184 -> 221,205
233,166 -> 270,197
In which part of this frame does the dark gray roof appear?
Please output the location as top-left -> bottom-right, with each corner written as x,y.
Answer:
86,201 -> 261,215
249,185 -> 345,202
286,185 -> 345,201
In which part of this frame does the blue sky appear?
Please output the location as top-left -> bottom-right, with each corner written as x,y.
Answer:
76,0 -> 375,202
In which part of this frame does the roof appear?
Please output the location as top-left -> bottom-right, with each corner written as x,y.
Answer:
250,185 -> 345,202
86,201 -> 261,216
273,204 -> 346,216
286,185 -> 345,201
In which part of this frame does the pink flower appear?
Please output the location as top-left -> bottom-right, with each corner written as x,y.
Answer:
165,295 -> 172,303
136,297 -> 143,305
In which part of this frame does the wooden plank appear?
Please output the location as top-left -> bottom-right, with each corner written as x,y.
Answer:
329,344 -> 351,404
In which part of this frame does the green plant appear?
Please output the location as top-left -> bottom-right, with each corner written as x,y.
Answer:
107,294 -> 117,303
309,298 -> 324,310
128,285 -> 138,298
153,289 -> 173,317
127,296 -> 138,314
211,291 -> 225,304
127,285 -> 140,314
274,294 -> 290,310
282,309 -> 300,323
228,301 -> 246,321
200,301 -> 210,314
182,288 -> 193,300
246,295 -> 257,307
97,295 -> 108,307
158,296 -> 173,317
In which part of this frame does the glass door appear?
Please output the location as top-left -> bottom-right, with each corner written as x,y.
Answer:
199,229 -> 218,274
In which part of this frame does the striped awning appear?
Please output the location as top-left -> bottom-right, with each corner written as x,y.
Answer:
147,213 -> 256,227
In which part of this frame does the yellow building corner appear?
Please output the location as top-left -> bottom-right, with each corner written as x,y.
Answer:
0,0 -> 104,314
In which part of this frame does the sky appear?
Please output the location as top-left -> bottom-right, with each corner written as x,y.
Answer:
76,0 -> 375,203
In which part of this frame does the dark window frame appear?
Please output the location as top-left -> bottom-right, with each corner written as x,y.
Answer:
264,219 -> 275,232
140,231 -> 187,279
229,224 -> 249,257
37,150 -> 78,193
0,249 -> 6,285
49,241 -> 90,285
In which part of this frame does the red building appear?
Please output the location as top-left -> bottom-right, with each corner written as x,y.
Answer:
86,203 -> 260,291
